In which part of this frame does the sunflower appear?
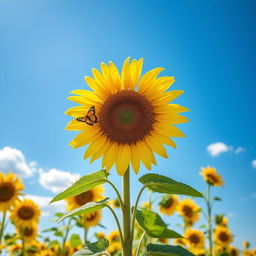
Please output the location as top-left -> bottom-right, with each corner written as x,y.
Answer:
9,244 -> 22,254
252,249 -> 256,256
108,230 -> 120,243
244,241 -> 250,249
141,201 -> 153,210
110,198 -> 121,209
200,166 -> 224,186
65,185 -> 104,211
177,198 -> 200,225
108,242 -> 121,255
229,246 -> 240,256
95,232 -> 106,239
0,172 -> 24,212
159,238 -> 169,244
189,247 -> 206,256
10,199 -> 41,228
65,57 -> 188,175
159,195 -> 179,216
185,229 -> 205,248
214,226 -> 233,246
17,224 -> 38,244
84,210 -> 102,228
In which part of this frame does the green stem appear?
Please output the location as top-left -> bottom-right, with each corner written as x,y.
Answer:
84,226 -> 88,246
106,179 -> 124,210
0,211 -> 7,248
206,184 -> 213,256
62,218 -> 72,256
136,231 -> 145,256
21,237 -> 25,256
105,205 -> 124,248
122,166 -> 132,256
131,185 -> 147,243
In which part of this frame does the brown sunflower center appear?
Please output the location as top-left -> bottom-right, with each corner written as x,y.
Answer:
162,198 -> 173,208
74,191 -> 93,206
219,232 -> 229,242
17,206 -> 35,220
86,211 -> 98,221
23,227 -> 34,236
0,182 -> 15,202
206,174 -> 218,184
189,234 -> 200,244
182,205 -> 193,218
230,248 -> 238,256
98,90 -> 155,144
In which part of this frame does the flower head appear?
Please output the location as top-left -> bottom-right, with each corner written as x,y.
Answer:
200,166 -> 224,186
0,172 -> 24,212
214,226 -> 233,246
10,199 -> 41,228
66,58 -> 188,175
185,229 -> 205,248
159,195 -> 179,216
17,224 -> 38,244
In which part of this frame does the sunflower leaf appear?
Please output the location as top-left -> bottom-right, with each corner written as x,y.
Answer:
146,244 -> 195,256
139,173 -> 203,197
58,198 -> 109,222
73,239 -> 109,256
136,208 -> 182,239
50,170 -> 108,203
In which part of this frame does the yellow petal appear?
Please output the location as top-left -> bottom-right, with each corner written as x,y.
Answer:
152,90 -> 184,105
67,96 -> 94,106
145,135 -> 168,158
70,90 -> 102,104
65,119 -> 88,131
109,61 -> 122,91
103,142 -> 119,172
136,141 -> 153,170
138,67 -> 164,94
154,122 -> 186,138
116,144 -> 131,175
156,76 -> 175,92
84,136 -> 107,160
90,139 -> 111,164
130,143 -> 140,174
156,114 -> 189,124
121,57 -> 133,89
84,76 -> 106,100
151,130 -> 177,148
65,106 -> 89,118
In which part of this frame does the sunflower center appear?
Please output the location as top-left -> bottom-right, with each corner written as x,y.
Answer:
17,206 -> 35,220
206,174 -> 218,184
162,198 -> 173,208
219,232 -> 229,242
0,182 -> 15,202
231,248 -> 238,256
23,227 -> 34,236
74,191 -> 93,206
182,205 -> 193,218
189,234 -> 200,244
98,90 -> 155,144
86,211 -> 98,221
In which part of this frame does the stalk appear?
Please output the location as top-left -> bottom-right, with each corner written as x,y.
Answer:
206,184 -> 213,256
84,226 -> 88,247
122,166 -> 132,256
61,218 -> 72,256
21,237 -> 25,256
0,211 -> 7,248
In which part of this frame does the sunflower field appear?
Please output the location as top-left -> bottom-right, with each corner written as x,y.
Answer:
0,58 -> 255,256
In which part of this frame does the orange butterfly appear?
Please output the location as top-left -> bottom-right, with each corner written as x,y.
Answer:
76,106 -> 98,126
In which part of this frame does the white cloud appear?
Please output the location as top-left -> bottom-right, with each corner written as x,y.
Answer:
39,168 -> 80,193
25,194 -> 66,216
0,146 -> 37,178
235,147 -> 245,154
207,142 -> 231,156
252,160 -> 256,169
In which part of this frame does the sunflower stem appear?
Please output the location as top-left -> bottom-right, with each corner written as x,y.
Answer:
0,211 -> 6,248
21,237 -> 25,256
136,231 -> 145,256
84,226 -> 88,246
122,166 -> 132,256
206,184 -> 214,256
61,218 -> 72,256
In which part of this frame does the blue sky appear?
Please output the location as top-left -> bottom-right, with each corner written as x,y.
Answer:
0,0 -> 256,249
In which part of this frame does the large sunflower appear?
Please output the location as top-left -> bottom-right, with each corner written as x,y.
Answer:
214,226 -> 233,247
176,198 -> 200,225
0,172 -> 24,212
10,199 -> 41,228
200,166 -> 224,187
66,58 -> 188,175
159,195 -> 179,216
84,210 -> 102,229
65,185 -> 104,211
185,229 -> 205,248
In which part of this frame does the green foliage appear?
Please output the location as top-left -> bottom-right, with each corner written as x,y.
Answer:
139,174 -> 203,197
50,170 -> 108,203
136,208 -> 182,239
58,198 -> 109,222
70,234 -> 82,248
146,244 -> 195,256
73,239 -> 109,255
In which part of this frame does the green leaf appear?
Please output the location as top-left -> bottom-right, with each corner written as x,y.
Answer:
139,174 -> 203,197
214,197 -> 221,201
146,244 -> 195,256
54,230 -> 63,237
50,170 -> 108,203
42,227 -> 58,233
70,234 -> 82,248
73,239 -> 109,256
58,198 -> 109,222
136,208 -> 182,239
47,240 -> 60,248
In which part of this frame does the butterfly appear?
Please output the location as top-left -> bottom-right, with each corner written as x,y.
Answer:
76,106 -> 98,126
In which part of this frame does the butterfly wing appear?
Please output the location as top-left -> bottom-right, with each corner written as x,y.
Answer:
76,106 -> 98,125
